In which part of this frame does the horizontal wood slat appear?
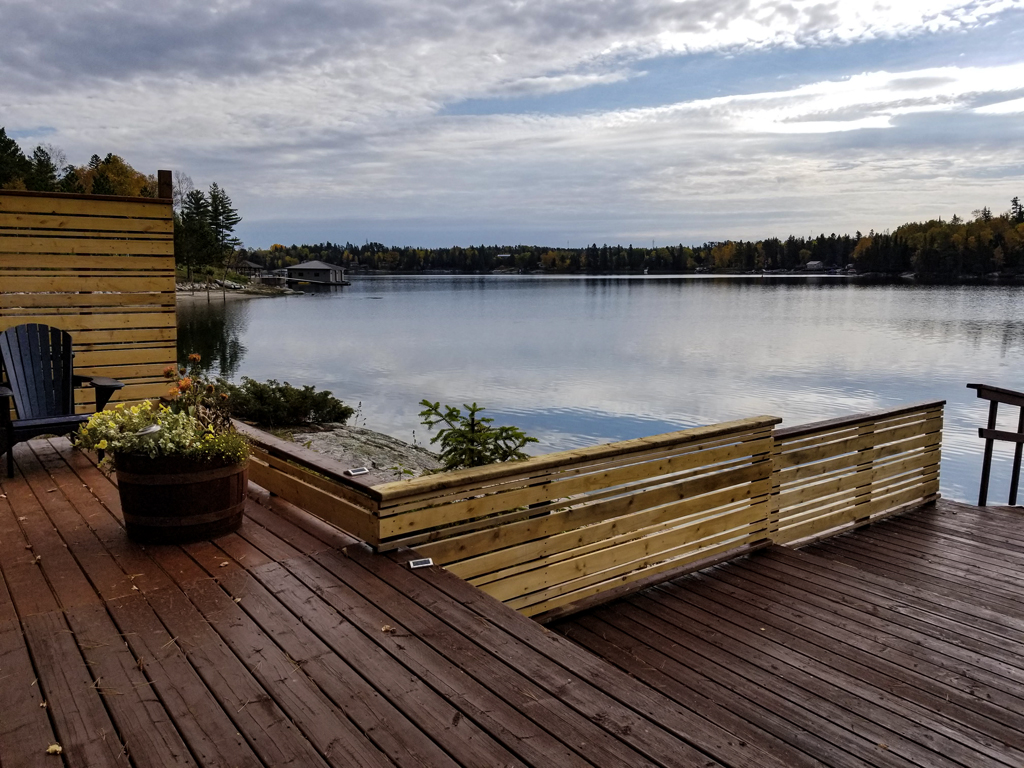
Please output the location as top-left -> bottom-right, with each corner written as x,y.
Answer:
771,401 -> 944,546
0,193 -> 171,218
0,212 -> 174,233
1,189 -> 176,419
0,292 -> 175,310
0,254 -> 174,270
247,450 -> 380,545
0,237 -> 172,255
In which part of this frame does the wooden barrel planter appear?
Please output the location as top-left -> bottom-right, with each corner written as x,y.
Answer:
115,454 -> 248,544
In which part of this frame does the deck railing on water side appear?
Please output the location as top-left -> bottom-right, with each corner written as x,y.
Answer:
772,400 -> 943,545
237,399 -> 943,619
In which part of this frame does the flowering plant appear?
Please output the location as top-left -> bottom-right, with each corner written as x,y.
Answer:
75,354 -> 249,469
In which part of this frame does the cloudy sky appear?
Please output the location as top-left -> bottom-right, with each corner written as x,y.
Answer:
3,0 -> 1024,247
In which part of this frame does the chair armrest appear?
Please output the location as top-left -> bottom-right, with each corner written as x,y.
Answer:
0,386 -> 12,399
76,376 -> 126,411
85,376 -> 126,390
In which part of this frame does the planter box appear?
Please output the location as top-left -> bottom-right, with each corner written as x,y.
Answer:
115,454 -> 248,543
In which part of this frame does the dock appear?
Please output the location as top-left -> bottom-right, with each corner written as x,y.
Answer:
2,437 -> 1022,767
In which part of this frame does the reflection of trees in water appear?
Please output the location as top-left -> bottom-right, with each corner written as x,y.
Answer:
176,298 -> 249,379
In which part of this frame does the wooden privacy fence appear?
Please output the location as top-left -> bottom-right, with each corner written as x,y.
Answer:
240,400 -> 944,619
0,181 -> 175,411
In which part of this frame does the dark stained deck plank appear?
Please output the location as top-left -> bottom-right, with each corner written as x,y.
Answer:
0,461 -> 128,768
558,616 -> 860,768
0,552 -> 58,768
386,546 -> 786,768
554,499 -> 1024,768
34,440 -> 266,768
726,556 -> 1024,739
14,446 -> 201,768
238,502 -> 627,768
661,569 -> 1024,761
606,593 -> 970,768
183,536 -> 460,768
32,440 -> 332,768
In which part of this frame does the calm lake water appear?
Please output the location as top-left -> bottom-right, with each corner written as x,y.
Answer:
178,275 -> 1024,503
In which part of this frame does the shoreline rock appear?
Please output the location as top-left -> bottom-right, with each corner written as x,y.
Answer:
292,424 -> 441,484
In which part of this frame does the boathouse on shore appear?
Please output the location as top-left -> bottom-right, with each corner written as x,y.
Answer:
286,259 -> 345,284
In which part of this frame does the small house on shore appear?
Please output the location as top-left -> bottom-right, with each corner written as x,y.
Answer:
236,260 -> 265,278
286,260 -> 346,284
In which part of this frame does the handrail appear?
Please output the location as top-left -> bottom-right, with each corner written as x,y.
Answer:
966,383 -> 1024,505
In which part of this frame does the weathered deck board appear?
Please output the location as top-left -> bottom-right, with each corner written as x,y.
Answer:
3,437 -> 738,768
6,437 -> 1024,768
555,499 -> 1024,768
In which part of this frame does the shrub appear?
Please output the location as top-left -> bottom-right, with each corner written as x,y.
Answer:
419,400 -> 537,471
221,377 -> 354,428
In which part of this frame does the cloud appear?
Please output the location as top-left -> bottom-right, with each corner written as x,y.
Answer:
2,1 -> 1023,245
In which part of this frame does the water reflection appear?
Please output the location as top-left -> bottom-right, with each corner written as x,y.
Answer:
176,276 -> 1024,502
175,295 -> 250,379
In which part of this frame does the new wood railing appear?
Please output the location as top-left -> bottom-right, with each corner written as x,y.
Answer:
771,400 -> 943,545
238,399 -> 943,619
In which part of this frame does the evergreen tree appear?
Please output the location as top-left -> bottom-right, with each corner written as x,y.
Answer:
91,172 -> 115,195
24,146 -> 59,191
208,183 -> 242,253
0,128 -> 30,188
175,189 -> 218,281
58,166 -> 85,193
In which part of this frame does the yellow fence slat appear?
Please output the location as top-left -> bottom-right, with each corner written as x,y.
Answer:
0,237 -> 173,256
1,276 -> 171,293
0,194 -> 171,219
0,292 -> 175,310
0,212 -> 174,233
0,254 -> 174,270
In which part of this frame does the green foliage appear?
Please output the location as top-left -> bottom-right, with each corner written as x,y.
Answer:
24,146 -> 58,191
74,400 -> 249,471
0,128 -> 30,189
221,378 -> 355,428
419,400 -> 538,471
75,352 -> 251,470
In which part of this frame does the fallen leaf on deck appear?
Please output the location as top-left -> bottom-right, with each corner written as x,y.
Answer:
40,700 -> 47,708
381,625 -> 396,634
233,597 -> 241,603
219,561 -> 229,568
46,744 -> 62,755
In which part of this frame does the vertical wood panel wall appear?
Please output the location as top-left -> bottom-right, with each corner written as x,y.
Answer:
0,189 -> 175,411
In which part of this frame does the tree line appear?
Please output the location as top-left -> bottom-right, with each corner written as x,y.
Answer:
1,127 -> 242,282
242,197 -> 1024,280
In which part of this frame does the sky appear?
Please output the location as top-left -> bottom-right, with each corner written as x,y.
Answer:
3,0 -> 1024,248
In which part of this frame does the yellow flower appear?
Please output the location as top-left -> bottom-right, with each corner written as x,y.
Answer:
97,439 -> 108,450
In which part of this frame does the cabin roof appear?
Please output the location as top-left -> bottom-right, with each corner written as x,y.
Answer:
287,260 -> 342,271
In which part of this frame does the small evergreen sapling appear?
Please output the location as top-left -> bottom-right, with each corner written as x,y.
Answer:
419,400 -> 538,471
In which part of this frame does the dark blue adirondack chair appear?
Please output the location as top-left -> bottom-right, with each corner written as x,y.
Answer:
0,324 -> 124,477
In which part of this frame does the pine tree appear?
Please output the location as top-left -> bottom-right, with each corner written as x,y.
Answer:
208,183 -> 242,253
175,189 -> 218,282
91,172 -> 115,195
24,146 -> 59,191
0,128 -> 30,188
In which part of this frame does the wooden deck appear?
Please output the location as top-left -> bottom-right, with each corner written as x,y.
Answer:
555,499 -> 1024,768
1,437 -> 779,768
3,437 -> 1023,767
